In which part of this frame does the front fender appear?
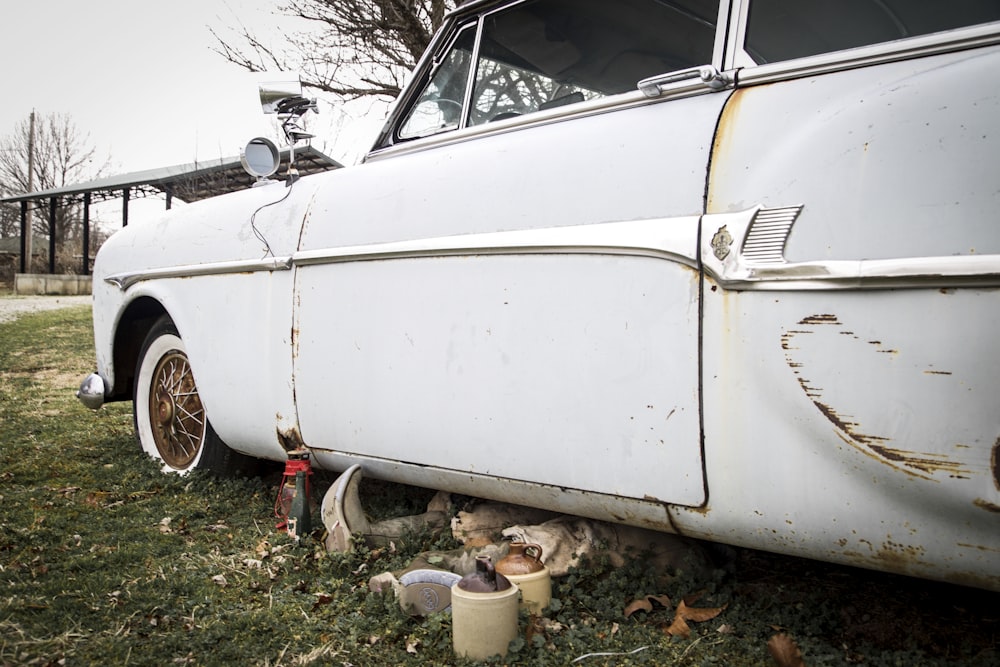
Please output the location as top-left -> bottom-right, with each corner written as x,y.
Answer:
90,175 -> 326,461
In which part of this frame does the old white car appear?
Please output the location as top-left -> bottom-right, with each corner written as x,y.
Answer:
80,0 -> 1000,591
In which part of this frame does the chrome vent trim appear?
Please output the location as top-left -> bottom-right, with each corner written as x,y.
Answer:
741,206 -> 802,264
702,205 -> 1000,290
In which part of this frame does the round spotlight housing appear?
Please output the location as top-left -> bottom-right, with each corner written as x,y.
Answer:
240,137 -> 280,179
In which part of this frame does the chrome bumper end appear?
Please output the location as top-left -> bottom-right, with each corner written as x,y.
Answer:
76,373 -> 108,410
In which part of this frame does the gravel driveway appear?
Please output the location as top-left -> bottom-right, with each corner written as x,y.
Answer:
0,294 -> 92,324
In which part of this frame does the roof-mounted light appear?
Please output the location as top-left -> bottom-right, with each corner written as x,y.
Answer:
240,137 -> 280,183
255,75 -> 319,186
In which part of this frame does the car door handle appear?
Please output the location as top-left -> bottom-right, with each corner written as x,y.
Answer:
638,65 -> 731,97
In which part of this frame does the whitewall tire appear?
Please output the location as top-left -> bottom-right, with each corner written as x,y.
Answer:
133,317 -> 247,475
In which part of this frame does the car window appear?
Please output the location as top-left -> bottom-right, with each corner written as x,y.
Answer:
745,0 -> 1000,64
395,0 -> 720,140
398,26 -> 478,140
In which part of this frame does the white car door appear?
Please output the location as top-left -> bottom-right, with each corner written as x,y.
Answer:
293,0 -> 732,507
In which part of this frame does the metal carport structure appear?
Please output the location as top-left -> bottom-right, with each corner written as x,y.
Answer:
0,145 -> 342,276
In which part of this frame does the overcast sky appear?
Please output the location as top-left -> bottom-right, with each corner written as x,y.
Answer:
0,0 -> 387,178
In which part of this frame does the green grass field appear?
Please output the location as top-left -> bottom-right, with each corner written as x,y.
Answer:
1,305 -> 996,665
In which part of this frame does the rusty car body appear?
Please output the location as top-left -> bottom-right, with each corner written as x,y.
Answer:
80,0 -> 1000,590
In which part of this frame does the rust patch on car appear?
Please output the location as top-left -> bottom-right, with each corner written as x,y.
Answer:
706,89 -> 748,213
993,438 -> 1000,491
973,498 -> 1000,513
873,539 -> 926,569
839,537 -> 927,575
783,314 -> 970,480
798,313 -> 839,325
865,445 -> 971,477
957,541 -> 1000,553
277,426 -> 307,452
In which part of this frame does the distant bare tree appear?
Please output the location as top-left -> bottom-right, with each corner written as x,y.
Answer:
0,112 -> 108,271
212,0 -> 456,101
0,191 -> 17,239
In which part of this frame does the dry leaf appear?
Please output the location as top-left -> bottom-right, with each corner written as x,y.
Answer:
255,538 -> 272,559
624,594 -> 672,618
624,599 -> 653,617
665,615 -> 693,638
767,633 -> 806,667
211,574 -> 227,587
85,491 -> 109,507
312,593 -> 334,611
677,600 -> 727,623
405,638 -> 420,654
664,600 -> 728,638
539,618 -> 565,633
525,617 -> 544,644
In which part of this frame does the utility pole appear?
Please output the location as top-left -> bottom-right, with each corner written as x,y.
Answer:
25,110 -> 35,271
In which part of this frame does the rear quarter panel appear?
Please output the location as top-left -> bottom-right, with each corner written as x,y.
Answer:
689,41 -> 1000,588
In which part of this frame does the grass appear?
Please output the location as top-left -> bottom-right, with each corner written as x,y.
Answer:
1,304 -> 997,666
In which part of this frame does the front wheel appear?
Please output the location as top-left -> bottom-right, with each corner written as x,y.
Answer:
134,316 -> 250,475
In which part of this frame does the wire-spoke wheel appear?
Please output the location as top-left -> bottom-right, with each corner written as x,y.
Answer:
148,348 -> 204,468
134,316 -> 250,475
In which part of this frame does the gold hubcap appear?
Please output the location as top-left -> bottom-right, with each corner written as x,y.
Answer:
148,350 -> 205,468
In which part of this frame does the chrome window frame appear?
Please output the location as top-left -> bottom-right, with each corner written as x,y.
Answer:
725,1 -> 1000,84
369,0 -> 734,161
395,22 -> 482,141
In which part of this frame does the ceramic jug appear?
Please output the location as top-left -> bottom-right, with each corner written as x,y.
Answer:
451,555 -> 519,659
497,542 -> 551,614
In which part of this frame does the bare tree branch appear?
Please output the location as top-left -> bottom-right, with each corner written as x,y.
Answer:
0,112 -> 108,245
212,0 -> 457,101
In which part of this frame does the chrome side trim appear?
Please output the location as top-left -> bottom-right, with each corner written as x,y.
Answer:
105,256 -> 293,290
738,256 -> 1000,290
703,206 -> 1000,290
106,209 -> 1000,292
292,217 -> 702,268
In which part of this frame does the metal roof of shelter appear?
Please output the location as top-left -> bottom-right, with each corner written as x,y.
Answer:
1,143 -> 343,206
1,144 -> 343,278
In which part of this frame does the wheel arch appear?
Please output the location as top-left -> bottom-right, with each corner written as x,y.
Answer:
109,296 -> 170,401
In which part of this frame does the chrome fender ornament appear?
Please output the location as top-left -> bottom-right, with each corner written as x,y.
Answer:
711,226 -> 733,261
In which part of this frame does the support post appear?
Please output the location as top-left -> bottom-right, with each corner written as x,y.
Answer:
48,197 -> 57,274
19,201 -> 27,273
82,192 -> 91,275
25,111 -> 34,270
122,187 -> 129,227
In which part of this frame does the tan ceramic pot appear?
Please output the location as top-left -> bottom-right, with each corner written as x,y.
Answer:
451,582 -> 519,659
497,542 -> 551,614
